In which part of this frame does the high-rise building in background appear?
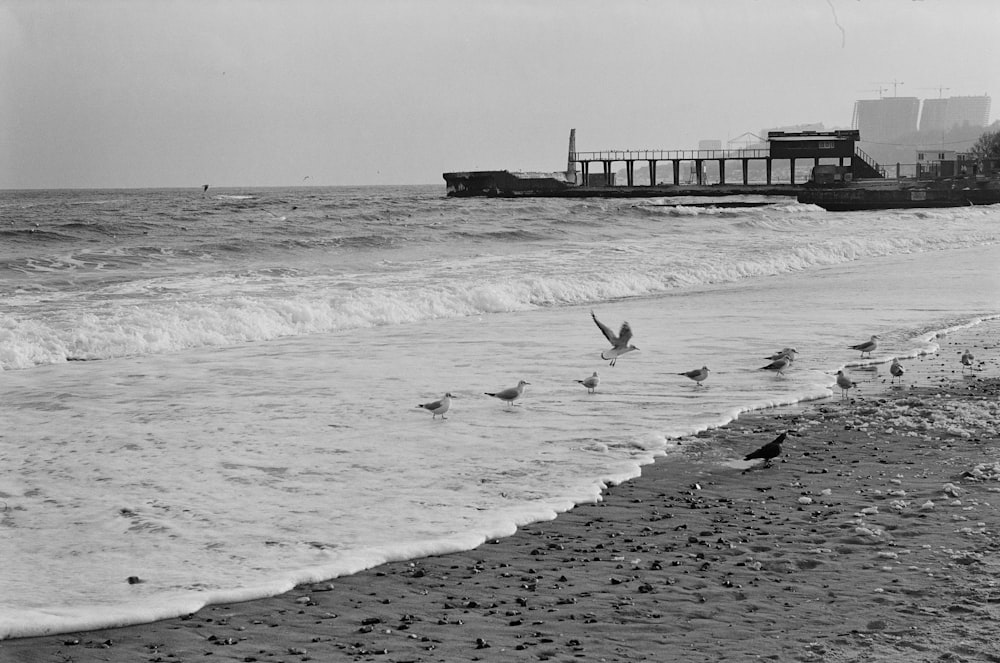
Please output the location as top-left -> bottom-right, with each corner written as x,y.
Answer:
851,93 -> 992,165
852,97 -> 921,143
919,95 -> 992,133
918,98 -> 949,134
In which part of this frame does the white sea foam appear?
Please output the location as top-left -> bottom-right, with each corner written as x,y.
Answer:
2,207 -> 998,370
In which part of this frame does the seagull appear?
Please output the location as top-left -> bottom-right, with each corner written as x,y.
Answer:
485,380 -> 530,407
416,393 -> 454,419
576,371 -> 600,394
765,347 -> 798,361
678,366 -> 710,387
760,355 -> 793,376
591,311 -> 638,366
849,335 -> 879,358
961,349 -> 975,372
835,370 -> 856,399
744,432 -> 787,468
889,358 -> 905,384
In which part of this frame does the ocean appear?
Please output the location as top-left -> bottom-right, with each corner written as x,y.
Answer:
1,185 -> 998,639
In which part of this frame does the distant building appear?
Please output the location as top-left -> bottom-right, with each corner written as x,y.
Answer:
919,95 -> 992,133
919,98 -> 948,134
761,122 -> 824,138
852,97 -> 920,143
698,139 -> 722,151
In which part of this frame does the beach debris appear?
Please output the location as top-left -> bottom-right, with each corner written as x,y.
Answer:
417,392 -> 454,419
743,431 -> 787,468
485,380 -> 530,407
591,311 -> 638,366
576,371 -> 600,393
962,462 -> 1000,481
835,370 -> 856,399
678,366 -> 710,387
849,334 -> 880,358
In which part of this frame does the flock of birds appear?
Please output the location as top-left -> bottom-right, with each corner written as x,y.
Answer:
416,312 -> 980,468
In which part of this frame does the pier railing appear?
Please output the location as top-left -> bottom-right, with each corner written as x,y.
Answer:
571,148 -> 770,162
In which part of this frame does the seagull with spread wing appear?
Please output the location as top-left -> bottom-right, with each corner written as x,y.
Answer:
591,311 -> 638,366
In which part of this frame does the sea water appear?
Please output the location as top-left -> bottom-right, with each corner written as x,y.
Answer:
1,186 -> 998,638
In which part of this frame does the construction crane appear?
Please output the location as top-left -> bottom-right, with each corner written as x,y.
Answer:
919,86 -> 951,98
871,80 -> 905,96
859,86 -> 886,99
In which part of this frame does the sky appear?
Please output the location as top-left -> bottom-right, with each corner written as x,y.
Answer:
2,0 -> 998,189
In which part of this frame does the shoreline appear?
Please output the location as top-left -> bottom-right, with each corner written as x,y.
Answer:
3,322 -> 999,662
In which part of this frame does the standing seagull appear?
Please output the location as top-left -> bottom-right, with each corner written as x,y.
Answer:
485,380 -> 530,407
678,366 -> 710,387
765,347 -> 798,362
744,432 -> 787,468
849,335 -> 880,358
835,370 -> 856,399
760,354 -> 793,376
591,311 -> 638,366
961,349 -> 975,373
576,371 -> 600,394
417,393 -> 454,419
889,358 -> 905,384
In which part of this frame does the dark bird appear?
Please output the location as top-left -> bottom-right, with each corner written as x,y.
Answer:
591,311 -> 638,366
744,432 -> 786,467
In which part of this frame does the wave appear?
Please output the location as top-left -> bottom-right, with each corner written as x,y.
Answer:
2,226 -> 996,370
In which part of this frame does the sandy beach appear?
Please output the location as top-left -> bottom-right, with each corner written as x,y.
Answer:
4,321 -> 999,663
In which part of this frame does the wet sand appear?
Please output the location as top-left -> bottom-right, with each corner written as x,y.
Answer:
4,322 -> 999,662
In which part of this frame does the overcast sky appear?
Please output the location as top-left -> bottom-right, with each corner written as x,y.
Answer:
2,0 -> 998,189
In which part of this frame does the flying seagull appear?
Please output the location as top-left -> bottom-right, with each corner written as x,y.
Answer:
744,432 -> 787,468
889,358 -> 905,384
576,371 -> 600,394
485,380 -> 530,407
961,349 -> 975,372
849,335 -> 879,358
678,366 -> 710,387
416,393 -> 454,419
591,311 -> 638,366
835,370 -> 856,399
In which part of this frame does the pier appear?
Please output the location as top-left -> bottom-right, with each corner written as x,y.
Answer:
444,129 -> 886,198
570,130 -> 883,187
